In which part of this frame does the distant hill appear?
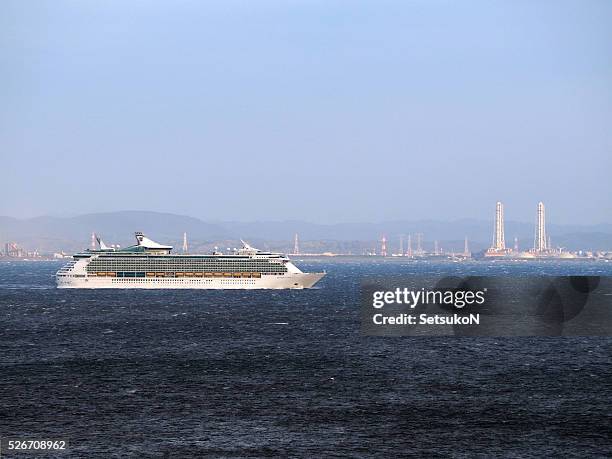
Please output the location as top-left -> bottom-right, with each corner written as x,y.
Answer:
0,211 -> 230,253
1,211 -> 611,253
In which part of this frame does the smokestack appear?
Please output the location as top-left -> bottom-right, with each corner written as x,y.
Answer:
535,202 -> 547,252
293,233 -> 299,255
416,233 -> 423,254
493,201 -> 505,250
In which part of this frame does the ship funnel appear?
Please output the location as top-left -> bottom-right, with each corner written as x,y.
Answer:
134,232 -> 173,250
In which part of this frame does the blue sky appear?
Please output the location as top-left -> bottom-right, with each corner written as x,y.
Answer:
1,0 -> 611,224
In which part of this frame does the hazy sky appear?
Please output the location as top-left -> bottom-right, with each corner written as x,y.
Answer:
1,0 -> 611,224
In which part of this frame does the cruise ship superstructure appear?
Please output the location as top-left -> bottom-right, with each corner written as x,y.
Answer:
56,232 -> 325,289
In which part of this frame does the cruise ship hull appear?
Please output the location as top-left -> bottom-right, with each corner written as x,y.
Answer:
57,272 -> 325,289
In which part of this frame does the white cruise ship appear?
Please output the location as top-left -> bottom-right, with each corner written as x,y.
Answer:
56,232 -> 325,289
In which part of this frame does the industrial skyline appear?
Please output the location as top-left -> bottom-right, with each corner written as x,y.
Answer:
359,200 -> 597,259
361,200 -> 589,259
1,202 -> 612,260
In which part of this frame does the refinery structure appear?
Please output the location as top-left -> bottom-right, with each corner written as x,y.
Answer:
484,201 -> 576,259
360,232 -> 472,260
485,202 -> 513,257
363,200 -> 602,260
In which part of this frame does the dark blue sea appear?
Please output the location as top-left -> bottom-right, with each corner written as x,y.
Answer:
1,259 -> 611,458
